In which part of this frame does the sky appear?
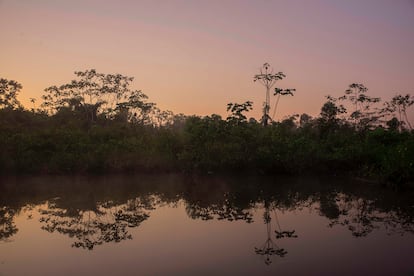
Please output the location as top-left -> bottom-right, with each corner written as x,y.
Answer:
1,0 -> 413,121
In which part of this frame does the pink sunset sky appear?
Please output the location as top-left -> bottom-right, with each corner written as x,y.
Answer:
1,0 -> 413,121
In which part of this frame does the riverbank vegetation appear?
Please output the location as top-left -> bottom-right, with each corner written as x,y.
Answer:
1,67 -> 413,185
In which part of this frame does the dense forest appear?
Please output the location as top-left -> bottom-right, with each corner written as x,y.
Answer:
1,66 -> 413,185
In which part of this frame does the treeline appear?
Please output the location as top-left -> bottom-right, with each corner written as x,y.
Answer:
0,69 -> 413,184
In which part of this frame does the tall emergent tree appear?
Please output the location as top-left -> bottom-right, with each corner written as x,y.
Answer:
253,63 -> 294,126
339,83 -> 380,129
42,69 -> 153,124
0,78 -> 22,109
383,94 -> 414,131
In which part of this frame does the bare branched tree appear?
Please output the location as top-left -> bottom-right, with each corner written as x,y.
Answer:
253,63 -> 294,126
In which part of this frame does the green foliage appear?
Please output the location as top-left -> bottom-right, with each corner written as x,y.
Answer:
1,105 -> 413,184
0,75 -> 413,186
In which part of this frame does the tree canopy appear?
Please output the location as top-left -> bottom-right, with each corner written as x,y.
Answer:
0,78 -> 22,109
41,69 -> 153,124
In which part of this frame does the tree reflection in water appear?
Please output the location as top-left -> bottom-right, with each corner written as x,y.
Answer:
185,192 -> 253,223
0,174 -> 413,253
39,195 -> 159,250
324,193 -> 414,237
255,201 -> 297,265
0,206 -> 18,242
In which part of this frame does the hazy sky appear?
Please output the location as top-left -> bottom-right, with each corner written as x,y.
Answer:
1,0 -> 413,120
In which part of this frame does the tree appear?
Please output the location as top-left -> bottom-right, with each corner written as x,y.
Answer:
317,95 -> 347,136
42,69 -> 152,125
280,114 -> 299,130
152,107 -> 174,127
272,88 -> 295,121
386,117 -> 400,132
253,63 -> 294,126
114,89 -> 154,125
0,78 -> 22,109
226,101 -> 253,124
299,113 -> 312,128
339,83 -> 381,129
319,96 -> 346,125
382,94 -> 413,131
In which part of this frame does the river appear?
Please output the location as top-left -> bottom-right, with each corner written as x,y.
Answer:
0,174 -> 413,275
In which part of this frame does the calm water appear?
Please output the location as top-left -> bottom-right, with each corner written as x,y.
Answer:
0,174 -> 413,276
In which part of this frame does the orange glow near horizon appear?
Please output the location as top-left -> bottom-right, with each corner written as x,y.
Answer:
1,0 -> 413,121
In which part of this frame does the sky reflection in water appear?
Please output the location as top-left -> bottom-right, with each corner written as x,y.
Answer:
0,174 -> 413,275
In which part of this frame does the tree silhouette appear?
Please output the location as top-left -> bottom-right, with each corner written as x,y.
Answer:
272,87 -> 295,121
253,63 -> 293,126
0,78 -> 22,110
325,194 -> 382,237
339,83 -> 381,129
0,206 -> 18,241
317,95 -> 347,135
255,200 -> 297,265
319,191 -> 414,238
39,196 -> 157,250
41,69 -> 153,125
382,94 -> 414,131
185,197 -> 253,223
226,101 -> 253,124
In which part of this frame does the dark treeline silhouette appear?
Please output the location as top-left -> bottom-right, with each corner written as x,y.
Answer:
1,68 -> 414,184
0,174 -> 413,253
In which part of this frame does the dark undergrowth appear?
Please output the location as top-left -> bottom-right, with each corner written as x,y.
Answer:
1,109 -> 413,188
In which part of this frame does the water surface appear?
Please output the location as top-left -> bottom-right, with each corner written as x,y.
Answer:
0,174 -> 413,275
